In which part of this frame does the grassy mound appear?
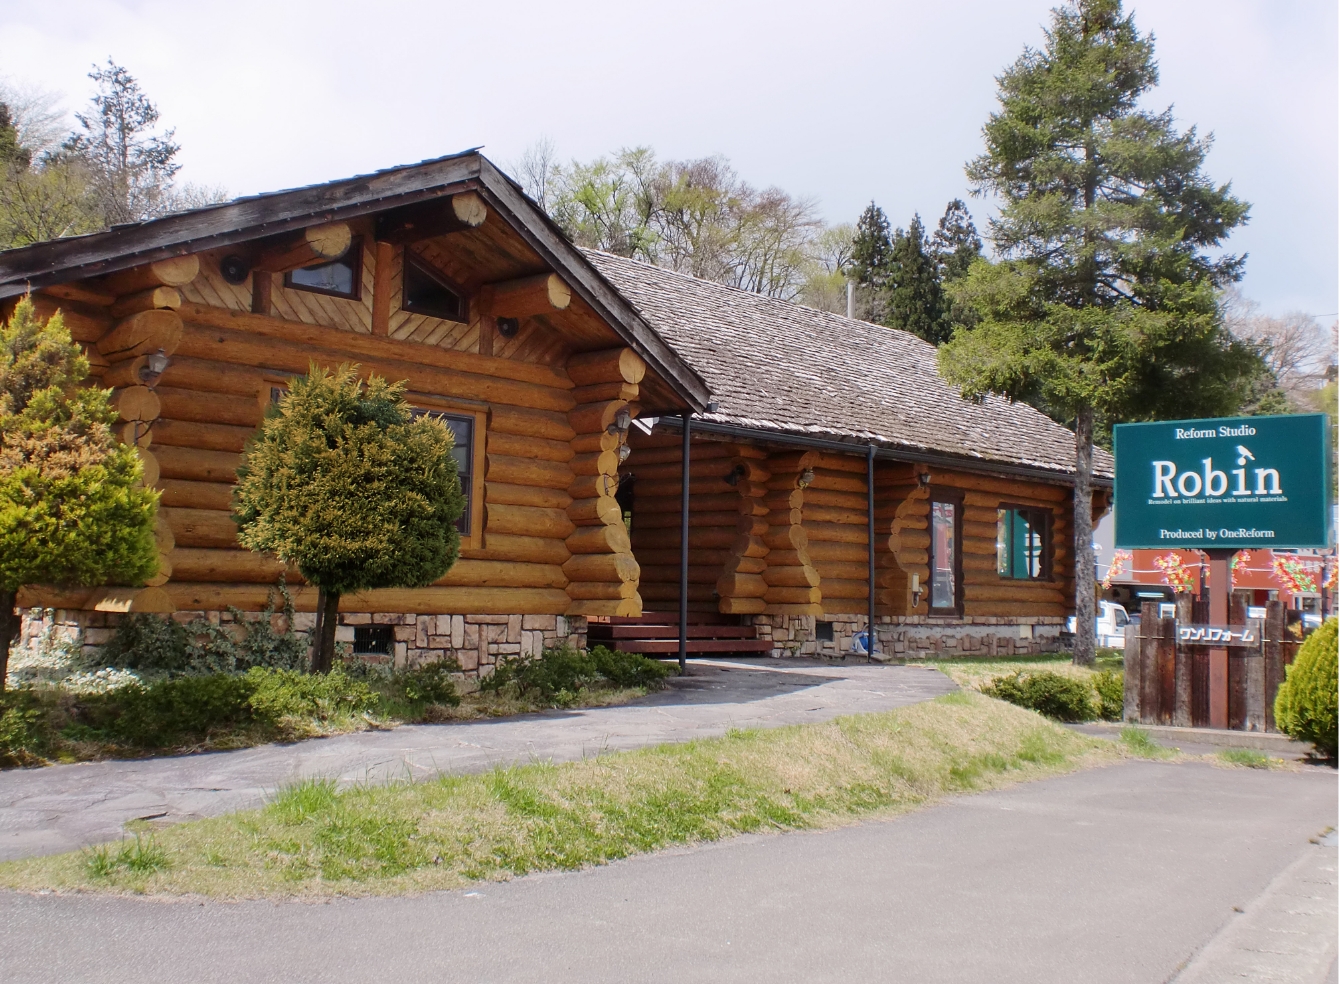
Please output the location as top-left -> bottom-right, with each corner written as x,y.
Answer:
0,692 -> 1115,899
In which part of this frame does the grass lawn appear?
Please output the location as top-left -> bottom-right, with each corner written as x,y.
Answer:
911,650 -> 1124,694
0,691 -> 1123,899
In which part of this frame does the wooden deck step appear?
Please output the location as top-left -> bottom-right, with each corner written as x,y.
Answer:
612,639 -> 775,655
589,624 -> 759,640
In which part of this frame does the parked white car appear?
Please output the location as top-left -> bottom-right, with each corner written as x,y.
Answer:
1066,601 -> 1130,648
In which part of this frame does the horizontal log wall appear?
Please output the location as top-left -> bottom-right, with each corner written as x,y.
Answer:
37,247 -> 658,617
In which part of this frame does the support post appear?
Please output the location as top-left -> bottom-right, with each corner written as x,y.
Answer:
679,414 -> 691,673
1205,549 -> 1232,728
867,443 -> 876,662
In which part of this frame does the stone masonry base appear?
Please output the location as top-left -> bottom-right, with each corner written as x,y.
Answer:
14,608 -> 588,679
752,613 -> 1067,660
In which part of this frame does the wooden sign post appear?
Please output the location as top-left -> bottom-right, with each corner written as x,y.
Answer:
1204,549 -> 1232,729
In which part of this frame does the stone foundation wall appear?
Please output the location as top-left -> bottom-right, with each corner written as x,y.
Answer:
12,608 -> 587,680
751,613 -> 1067,660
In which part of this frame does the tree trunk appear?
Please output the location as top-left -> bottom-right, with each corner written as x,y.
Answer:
311,587 -> 340,674
0,589 -> 16,693
1073,406 -> 1097,666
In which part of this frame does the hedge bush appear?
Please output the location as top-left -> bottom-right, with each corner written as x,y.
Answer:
1093,670 -> 1124,722
591,645 -> 671,688
482,644 -> 670,705
983,671 -> 1096,723
1274,618 -> 1337,761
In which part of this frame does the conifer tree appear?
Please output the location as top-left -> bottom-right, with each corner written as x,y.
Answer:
886,215 -> 948,344
939,0 -> 1262,664
931,199 -> 982,282
0,297 -> 159,689
233,366 -> 464,673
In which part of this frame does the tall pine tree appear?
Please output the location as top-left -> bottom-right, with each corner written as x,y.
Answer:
886,215 -> 948,344
931,199 -> 981,282
939,0 -> 1262,664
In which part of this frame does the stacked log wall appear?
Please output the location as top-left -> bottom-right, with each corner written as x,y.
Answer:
802,452 -> 872,617
761,451 -> 822,615
562,348 -> 646,617
626,433 -> 749,613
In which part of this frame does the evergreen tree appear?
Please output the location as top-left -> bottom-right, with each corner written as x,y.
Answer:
849,202 -> 893,289
931,199 -> 982,282
0,298 -> 159,689
939,0 -> 1262,664
63,60 -> 181,224
0,104 -> 30,170
233,366 -> 465,673
886,215 -> 949,344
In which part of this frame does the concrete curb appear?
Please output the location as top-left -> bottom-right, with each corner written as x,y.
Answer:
1085,721 -> 1312,754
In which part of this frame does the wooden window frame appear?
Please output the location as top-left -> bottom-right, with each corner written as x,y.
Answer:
401,250 -> 469,324
928,487 -> 965,617
407,393 -> 487,552
996,503 -> 1053,582
284,237 -> 364,301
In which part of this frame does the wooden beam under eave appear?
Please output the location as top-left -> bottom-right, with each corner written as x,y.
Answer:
252,222 -> 352,274
489,273 -> 572,319
97,255 -> 200,295
251,271 -> 273,315
374,192 -> 487,246
371,241 -> 394,336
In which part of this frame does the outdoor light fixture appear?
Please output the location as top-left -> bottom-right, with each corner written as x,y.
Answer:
219,254 -> 251,285
607,407 -> 632,437
917,470 -> 932,488
138,348 -> 171,386
910,572 -> 924,609
497,317 -> 520,338
706,400 -> 719,413
617,443 -> 632,464
797,467 -> 815,488
724,463 -> 746,487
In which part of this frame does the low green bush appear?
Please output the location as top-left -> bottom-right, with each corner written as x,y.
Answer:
382,660 -> 462,708
1274,617 -> 1337,762
86,673 -> 256,747
0,690 -> 47,765
483,644 -> 598,702
245,667 -> 379,723
591,645 -> 671,688
1093,670 -> 1124,721
983,671 -> 1096,723
99,585 -> 307,677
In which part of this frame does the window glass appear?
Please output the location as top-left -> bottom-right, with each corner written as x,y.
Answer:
930,499 -> 958,611
996,507 -> 1048,579
411,408 -> 474,535
402,253 -> 466,322
286,240 -> 361,299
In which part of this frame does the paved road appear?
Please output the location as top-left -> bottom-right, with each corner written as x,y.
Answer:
0,659 -> 954,860
1,759 -> 1333,983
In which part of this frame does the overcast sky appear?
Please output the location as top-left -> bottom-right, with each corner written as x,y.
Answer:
0,0 -> 1334,319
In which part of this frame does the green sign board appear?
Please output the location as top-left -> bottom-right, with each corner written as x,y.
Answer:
1114,413 -> 1333,550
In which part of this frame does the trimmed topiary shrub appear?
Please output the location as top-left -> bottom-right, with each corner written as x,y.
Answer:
983,671 -> 1096,723
1274,618 -> 1337,762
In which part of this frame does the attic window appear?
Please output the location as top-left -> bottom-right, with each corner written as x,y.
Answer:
285,238 -> 362,300
402,253 -> 467,323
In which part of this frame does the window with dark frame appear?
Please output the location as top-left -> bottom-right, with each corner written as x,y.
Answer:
402,252 -> 467,323
410,408 -> 474,536
353,625 -> 394,656
815,621 -> 835,642
285,238 -> 362,300
996,506 -> 1051,580
928,490 -> 963,614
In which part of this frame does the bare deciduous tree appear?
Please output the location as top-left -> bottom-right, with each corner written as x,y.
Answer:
1223,288 -> 1332,406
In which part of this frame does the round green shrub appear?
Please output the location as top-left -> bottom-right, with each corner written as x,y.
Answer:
983,671 -> 1096,723
1093,670 -> 1124,721
1274,618 -> 1337,761
590,646 -> 672,688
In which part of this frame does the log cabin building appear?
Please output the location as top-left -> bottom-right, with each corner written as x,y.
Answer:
0,150 -> 1112,671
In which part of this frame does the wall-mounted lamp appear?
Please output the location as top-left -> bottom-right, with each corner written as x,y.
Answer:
724,463 -> 746,487
617,443 -> 632,464
910,572 -> 924,609
138,348 -> 171,386
797,467 -> 815,489
497,317 -> 520,338
916,471 -> 932,488
607,407 -> 632,437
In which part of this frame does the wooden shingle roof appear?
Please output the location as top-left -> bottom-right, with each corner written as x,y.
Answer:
584,248 -> 1114,483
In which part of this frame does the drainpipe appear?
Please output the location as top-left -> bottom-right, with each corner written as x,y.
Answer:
847,281 -> 855,320
867,443 -> 876,662
679,414 -> 691,673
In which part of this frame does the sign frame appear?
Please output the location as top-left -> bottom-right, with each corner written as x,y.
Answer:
1113,413 -> 1333,551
